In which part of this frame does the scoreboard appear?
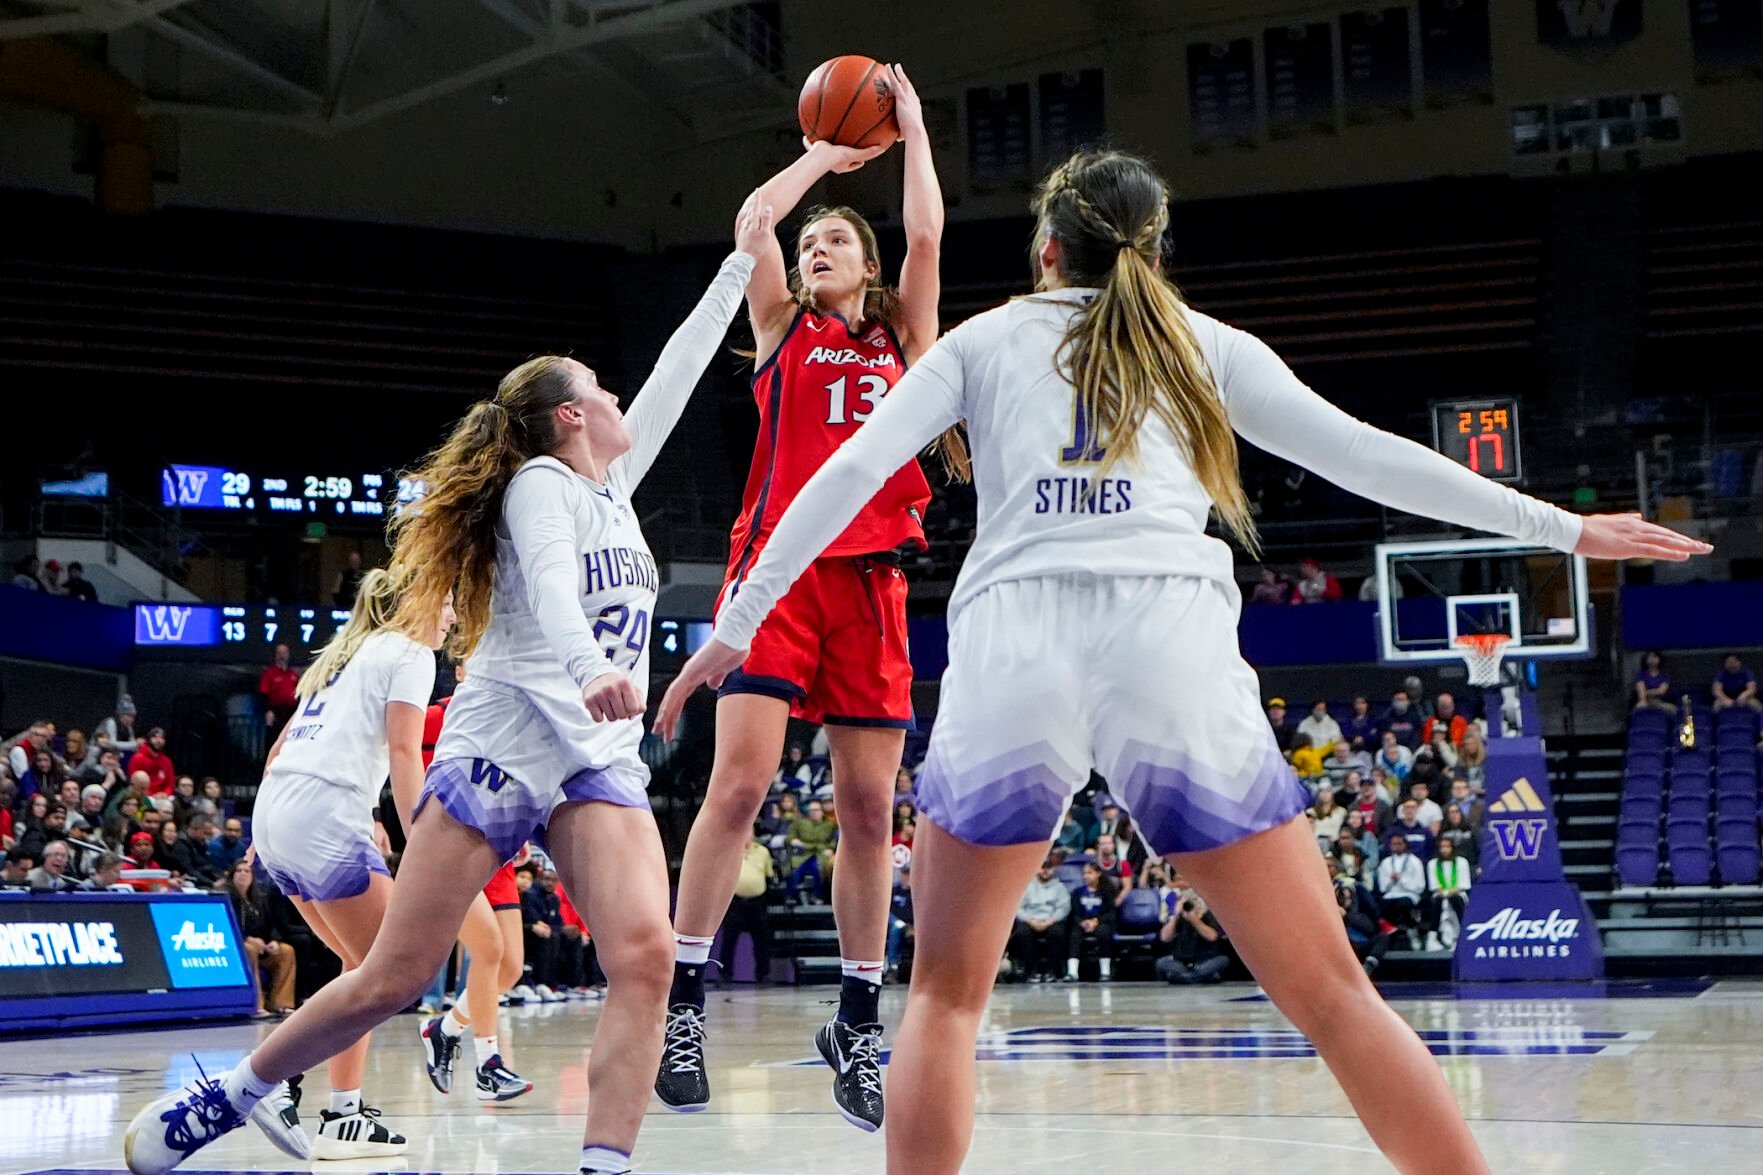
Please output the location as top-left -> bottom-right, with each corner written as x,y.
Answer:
160,464 -> 426,520
133,603 -> 351,662
1431,398 -> 1522,483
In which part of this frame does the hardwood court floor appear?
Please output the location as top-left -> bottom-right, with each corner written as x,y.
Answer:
7,979 -> 1761,1174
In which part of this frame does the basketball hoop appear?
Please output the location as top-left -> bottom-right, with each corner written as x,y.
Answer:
1454,633 -> 1512,688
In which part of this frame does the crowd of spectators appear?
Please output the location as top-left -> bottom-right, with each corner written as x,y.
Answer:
10,555 -> 102,602
1632,650 -> 1763,719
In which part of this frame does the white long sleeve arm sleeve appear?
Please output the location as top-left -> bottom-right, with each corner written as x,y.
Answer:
713,336 -> 968,650
504,466 -> 617,690
1218,326 -> 1583,552
616,251 -> 757,491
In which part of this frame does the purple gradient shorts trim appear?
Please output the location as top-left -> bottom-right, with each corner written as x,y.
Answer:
257,840 -> 389,903
417,756 -> 648,864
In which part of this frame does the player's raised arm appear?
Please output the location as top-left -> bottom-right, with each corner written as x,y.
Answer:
890,64 -> 943,365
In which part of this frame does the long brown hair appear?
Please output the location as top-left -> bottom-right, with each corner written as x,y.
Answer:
386,356 -> 579,661
297,569 -> 399,699
790,205 -> 971,482
1032,150 -> 1256,551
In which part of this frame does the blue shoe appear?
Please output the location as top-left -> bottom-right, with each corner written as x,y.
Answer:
420,1015 -> 462,1094
124,1069 -> 248,1175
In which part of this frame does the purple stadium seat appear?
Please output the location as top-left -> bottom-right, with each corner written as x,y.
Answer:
1624,772 -> 1665,798
1668,794 -> 1711,823
1618,817 -> 1659,844
1716,771 -> 1759,800
1630,709 -> 1670,733
1667,816 -> 1710,848
1714,817 -> 1757,848
1116,887 -> 1164,933
1716,727 -> 1757,751
1672,749 -> 1712,778
1615,843 -> 1660,887
1054,863 -> 1087,891
1671,773 -> 1712,801
1627,749 -> 1667,776
1620,795 -> 1662,823
1718,844 -> 1760,886
1715,708 -> 1761,736
1669,842 -> 1714,886
1716,794 -> 1759,826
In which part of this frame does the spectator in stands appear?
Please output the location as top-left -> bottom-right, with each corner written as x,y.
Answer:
1065,862 -> 1116,982
1632,650 -> 1675,713
1289,734 -> 1327,781
1446,775 -> 1483,828
1375,730 -> 1414,782
516,865 -> 564,994
1342,694 -> 1379,751
93,697 -> 141,761
1385,798 -> 1436,860
209,816 -> 248,874
1336,875 -> 1391,976
127,727 -> 175,796
40,560 -> 65,594
121,831 -> 170,891
1265,698 -> 1296,752
1380,689 -> 1421,749
1411,728 -> 1458,790
1093,796 -> 1125,841
1343,809 -> 1381,869
1714,653 -> 1762,712
152,820 -> 185,875
225,858 -> 296,1016
80,748 -> 124,793
333,549 -> 366,606
1113,816 -> 1151,873
20,749 -> 67,805
719,823 -> 775,986
80,854 -> 127,891
55,777 -> 80,813
1403,676 -> 1435,719
1249,567 -> 1290,605
1298,701 -> 1343,755
786,799 -> 837,903
65,815 -> 106,879
1054,808 -> 1087,854
886,864 -> 915,981
16,800 -> 68,862
1376,833 -> 1427,947
1422,693 -> 1468,747
258,644 -> 301,741
1408,779 -> 1444,834
14,792 -> 49,847
101,792 -> 144,854
194,777 -> 225,820
1351,774 -> 1392,835
893,764 -> 914,800
62,562 -> 99,604
27,840 -> 76,892
1323,740 -> 1370,789
1438,804 -> 1478,869
1291,557 -> 1341,604
1155,888 -> 1228,984
1426,836 -> 1472,949
1010,856 -> 1072,983
62,728 -> 93,773
7,720 -> 53,786
1093,834 -> 1135,903
1457,729 -> 1488,791
10,555 -> 45,590
1312,786 -> 1347,847
1357,568 -> 1403,604
771,744 -> 813,794
1332,826 -> 1372,887
893,817 -> 916,863
171,814 -> 219,885
168,776 -> 198,828
1,847 -> 34,889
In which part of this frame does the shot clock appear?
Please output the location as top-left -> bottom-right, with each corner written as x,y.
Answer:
1430,398 -> 1522,483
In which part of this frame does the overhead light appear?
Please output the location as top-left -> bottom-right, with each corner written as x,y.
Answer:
491,82 -> 509,106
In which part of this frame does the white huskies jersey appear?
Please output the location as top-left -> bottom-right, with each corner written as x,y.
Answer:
715,287 -> 1582,646
268,629 -> 435,804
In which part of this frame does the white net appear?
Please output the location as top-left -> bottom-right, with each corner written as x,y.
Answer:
1455,634 -> 1512,688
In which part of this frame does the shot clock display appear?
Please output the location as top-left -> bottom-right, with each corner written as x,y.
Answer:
133,603 -> 351,662
159,464 -> 422,520
1430,398 -> 1522,483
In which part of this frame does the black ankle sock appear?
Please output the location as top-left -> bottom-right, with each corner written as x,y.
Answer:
669,960 -> 707,1010
836,973 -> 881,1026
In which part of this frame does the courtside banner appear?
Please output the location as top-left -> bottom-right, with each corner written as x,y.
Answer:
0,893 -> 256,1030
1454,882 -> 1605,981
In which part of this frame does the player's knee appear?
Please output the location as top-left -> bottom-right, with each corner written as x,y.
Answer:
498,954 -> 524,990
703,772 -> 770,835
1264,956 -> 1373,1039
600,924 -> 673,996
830,792 -> 889,847
356,959 -> 430,1016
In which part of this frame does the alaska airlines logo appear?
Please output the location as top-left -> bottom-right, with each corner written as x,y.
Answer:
1487,778 -> 1549,861
139,606 -> 193,643
803,346 -> 896,368
170,922 -> 227,953
1557,0 -> 1623,38
1464,907 -> 1580,944
161,466 -> 209,505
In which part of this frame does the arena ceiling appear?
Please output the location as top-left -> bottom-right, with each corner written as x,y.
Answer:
0,0 -> 794,139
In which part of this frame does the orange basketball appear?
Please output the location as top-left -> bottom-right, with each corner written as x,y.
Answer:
798,55 -> 899,150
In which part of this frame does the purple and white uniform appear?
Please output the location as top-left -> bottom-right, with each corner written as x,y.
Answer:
254,630 -> 435,901
713,289 -> 1583,854
417,250 -> 755,862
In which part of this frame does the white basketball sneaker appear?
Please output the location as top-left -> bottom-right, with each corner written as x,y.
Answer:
124,1071 -> 248,1175
312,1104 -> 408,1160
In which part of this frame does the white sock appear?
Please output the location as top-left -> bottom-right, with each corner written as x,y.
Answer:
454,990 -> 471,1019
580,1143 -> 631,1174
223,1056 -> 275,1112
1067,958 -> 1079,979
674,934 -> 713,966
840,958 -> 884,984
440,1008 -> 467,1038
1099,958 -> 1113,979
329,1088 -> 361,1115
478,1034 -> 499,1061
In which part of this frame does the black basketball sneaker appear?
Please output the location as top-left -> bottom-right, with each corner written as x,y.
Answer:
653,1003 -> 710,1111
815,1018 -> 884,1132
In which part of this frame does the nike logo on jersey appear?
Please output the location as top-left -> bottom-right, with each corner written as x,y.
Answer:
803,346 -> 897,369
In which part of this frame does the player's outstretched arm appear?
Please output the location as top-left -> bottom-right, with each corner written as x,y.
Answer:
891,64 -> 944,364
616,194 -> 772,490
1216,325 -> 1711,563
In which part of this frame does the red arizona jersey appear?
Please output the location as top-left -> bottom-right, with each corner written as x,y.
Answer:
727,307 -> 930,578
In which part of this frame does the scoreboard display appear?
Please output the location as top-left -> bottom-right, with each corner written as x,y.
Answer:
160,464 -> 425,520
1431,398 -> 1522,483
134,603 -> 351,661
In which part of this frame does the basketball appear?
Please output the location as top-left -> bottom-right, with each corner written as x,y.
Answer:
798,55 -> 899,150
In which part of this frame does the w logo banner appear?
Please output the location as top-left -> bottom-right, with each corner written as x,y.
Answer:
1487,777 -> 1550,862
1538,0 -> 1641,54
133,604 -> 219,647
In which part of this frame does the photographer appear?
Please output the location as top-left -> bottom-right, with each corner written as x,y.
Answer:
1154,882 -> 1229,985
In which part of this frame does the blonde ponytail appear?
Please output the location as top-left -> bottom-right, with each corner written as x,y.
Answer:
297,569 -> 398,699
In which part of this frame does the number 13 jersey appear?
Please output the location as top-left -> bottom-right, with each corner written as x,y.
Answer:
727,307 -> 930,583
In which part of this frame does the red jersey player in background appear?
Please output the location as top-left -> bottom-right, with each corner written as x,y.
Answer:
656,63 -> 964,1133
416,666 -> 533,1102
